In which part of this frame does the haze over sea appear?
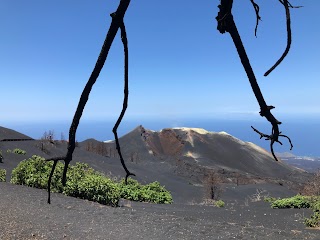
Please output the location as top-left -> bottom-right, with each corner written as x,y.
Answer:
3,115 -> 320,157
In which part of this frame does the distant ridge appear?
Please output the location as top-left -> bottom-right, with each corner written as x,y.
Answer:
276,152 -> 297,158
0,126 -> 33,141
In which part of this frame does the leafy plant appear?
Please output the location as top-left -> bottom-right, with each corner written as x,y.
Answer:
11,155 -> 172,206
214,200 -> 225,208
63,163 -> 120,207
11,155 -> 61,190
7,148 -> 26,155
271,195 -> 312,209
305,211 -> 320,228
13,148 -> 27,155
0,168 -> 6,182
119,178 -> 173,204
304,199 -> 320,228
11,156 -> 118,205
270,194 -> 320,228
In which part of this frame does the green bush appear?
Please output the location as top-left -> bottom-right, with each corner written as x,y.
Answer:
11,155 -> 63,191
305,211 -> 320,228
270,195 -> 320,228
11,156 -> 119,206
63,163 -> 120,207
119,178 -> 173,204
304,199 -> 320,228
271,195 -> 312,209
7,148 -> 26,155
0,169 -> 6,182
11,155 -> 172,206
214,200 -> 225,208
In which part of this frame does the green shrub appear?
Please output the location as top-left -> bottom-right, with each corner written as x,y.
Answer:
67,174 -> 120,206
119,178 -> 173,204
304,211 -> 320,228
270,195 -> 320,228
214,200 -> 225,208
11,155 -> 172,206
11,156 -> 119,206
304,199 -> 320,228
7,148 -> 26,155
63,163 -> 120,206
13,148 -> 26,155
271,195 -> 312,209
11,155 -> 63,191
0,169 -> 6,182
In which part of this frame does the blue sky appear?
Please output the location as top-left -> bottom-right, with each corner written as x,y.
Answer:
1,0 -> 318,124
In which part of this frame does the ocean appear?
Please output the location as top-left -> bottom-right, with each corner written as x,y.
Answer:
2,116 -> 320,157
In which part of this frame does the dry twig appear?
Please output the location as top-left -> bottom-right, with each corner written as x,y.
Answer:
249,0 -> 261,37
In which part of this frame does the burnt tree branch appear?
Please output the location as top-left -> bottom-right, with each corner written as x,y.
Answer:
112,18 -> 135,183
46,0 -> 132,204
264,0 -> 291,76
264,0 -> 302,76
216,0 -> 293,161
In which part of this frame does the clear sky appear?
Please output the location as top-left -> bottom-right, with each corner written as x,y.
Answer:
1,0 -> 318,124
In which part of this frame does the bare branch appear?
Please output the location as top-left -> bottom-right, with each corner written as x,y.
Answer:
216,0 -> 293,162
278,0 -> 303,9
279,133 -> 293,150
47,160 -> 58,204
264,0 -> 296,76
251,126 -> 293,161
249,0 -> 261,37
112,19 -> 135,183
45,0 -> 132,204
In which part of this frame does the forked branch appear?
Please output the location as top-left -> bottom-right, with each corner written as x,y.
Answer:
46,0 -> 132,204
251,126 -> 293,161
216,0 -> 293,161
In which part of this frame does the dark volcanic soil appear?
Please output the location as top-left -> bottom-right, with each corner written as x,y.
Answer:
1,182 -> 319,240
1,126 -> 319,239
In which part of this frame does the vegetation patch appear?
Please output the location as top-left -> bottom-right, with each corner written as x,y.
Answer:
214,200 -> 225,208
0,168 -> 6,182
119,178 -> 173,204
11,155 -> 172,206
304,201 -> 320,228
270,194 -> 320,228
7,148 -> 27,155
271,195 -> 313,209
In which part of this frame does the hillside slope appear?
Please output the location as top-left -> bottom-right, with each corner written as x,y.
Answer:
0,125 -> 311,203
99,126 -> 307,185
